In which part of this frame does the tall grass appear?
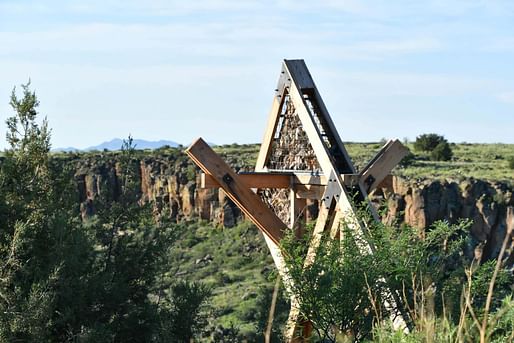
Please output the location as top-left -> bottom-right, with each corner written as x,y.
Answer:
370,224 -> 514,343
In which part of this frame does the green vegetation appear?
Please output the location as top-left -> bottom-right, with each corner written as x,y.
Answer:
282,212 -> 514,342
52,138 -> 513,184
3,85 -> 512,342
0,83 -> 211,342
413,133 -> 453,161
344,142 -> 513,183
167,220 -> 288,340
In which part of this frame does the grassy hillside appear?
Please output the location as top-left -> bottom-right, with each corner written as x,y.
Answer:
167,220 -> 287,340
345,142 -> 513,183
211,142 -> 513,183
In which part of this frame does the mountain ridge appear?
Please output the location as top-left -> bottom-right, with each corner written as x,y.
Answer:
53,138 -> 181,152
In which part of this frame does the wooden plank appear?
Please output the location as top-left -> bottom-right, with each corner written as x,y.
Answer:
329,209 -> 343,240
286,204 -> 332,341
294,184 -> 325,200
202,171 -> 383,192
290,189 -> 307,238
285,59 -> 355,174
186,138 -> 286,245
359,139 -> 409,193
201,172 -> 291,189
201,172 -> 326,188
190,140 -> 302,333
284,59 -> 315,91
256,91 -> 285,171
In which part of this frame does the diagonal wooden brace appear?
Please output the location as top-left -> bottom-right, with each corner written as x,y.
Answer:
359,139 -> 410,193
186,138 -> 286,246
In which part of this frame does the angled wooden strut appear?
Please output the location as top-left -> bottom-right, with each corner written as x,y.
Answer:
187,59 -> 411,342
186,138 -> 285,246
185,139 -> 296,300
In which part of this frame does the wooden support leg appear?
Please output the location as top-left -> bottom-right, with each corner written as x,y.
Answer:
290,189 -> 306,236
286,204 -> 333,341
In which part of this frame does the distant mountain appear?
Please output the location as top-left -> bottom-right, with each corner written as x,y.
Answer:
53,138 -> 181,152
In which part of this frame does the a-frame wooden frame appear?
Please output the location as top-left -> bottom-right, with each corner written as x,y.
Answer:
186,59 -> 410,342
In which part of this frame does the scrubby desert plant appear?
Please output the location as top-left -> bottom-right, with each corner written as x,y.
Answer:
430,141 -> 453,161
281,215 -> 513,342
413,133 -> 453,161
414,133 -> 446,152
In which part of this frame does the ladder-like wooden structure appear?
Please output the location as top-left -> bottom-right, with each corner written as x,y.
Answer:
186,59 -> 410,341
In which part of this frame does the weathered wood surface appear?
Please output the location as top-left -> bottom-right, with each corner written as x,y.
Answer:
186,138 -> 286,246
256,95 -> 284,171
360,139 -> 410,193
201,171 -> 397,194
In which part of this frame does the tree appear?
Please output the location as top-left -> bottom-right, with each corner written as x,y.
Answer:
413,133 -> 445,152
0,82 -> 93,341
430,141 -> 453,161
414,133 -> 453,161
0,84 -> 212,342
157,280 -> 212,342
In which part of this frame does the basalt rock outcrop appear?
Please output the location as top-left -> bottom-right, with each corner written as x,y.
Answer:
376,177 -> 513,261
71,151 -> 513,261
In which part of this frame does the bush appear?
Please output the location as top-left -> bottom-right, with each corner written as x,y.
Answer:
430,141 -> 453,161
414,133 -> 446,152
281,216 -> 514,342
414,133 -> 453,161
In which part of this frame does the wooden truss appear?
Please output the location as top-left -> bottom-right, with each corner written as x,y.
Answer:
186,59 -> 410,341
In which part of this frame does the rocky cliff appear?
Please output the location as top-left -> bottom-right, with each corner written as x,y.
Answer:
69,150 -> 514,262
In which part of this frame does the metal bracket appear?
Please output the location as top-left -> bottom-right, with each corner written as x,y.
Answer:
321,171 -> 342,210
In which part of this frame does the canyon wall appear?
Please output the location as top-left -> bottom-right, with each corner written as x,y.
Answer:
72,152 -> 514,262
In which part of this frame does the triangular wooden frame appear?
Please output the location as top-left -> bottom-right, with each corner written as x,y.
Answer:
186,59 -> 410,342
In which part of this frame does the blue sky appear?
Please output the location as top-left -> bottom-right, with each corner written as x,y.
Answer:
1,0 -> 513,149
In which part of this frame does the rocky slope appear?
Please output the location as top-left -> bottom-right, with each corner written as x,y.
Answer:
68,149 -> 514,262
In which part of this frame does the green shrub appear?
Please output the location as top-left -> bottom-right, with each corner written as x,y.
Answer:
413,133 -> 453,161
430,141 -> 453,161
281,216 -> 514,342
414,133 -> 446,152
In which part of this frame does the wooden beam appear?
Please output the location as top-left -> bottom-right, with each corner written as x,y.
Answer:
186,138 -> 287,246
189,139 -> 304,331
201,172 -> 292,189
359,139 -> 409,193
282,61 -> 409,336
294,184 -> 325,200
290,189 -> 306,237
256,90 -> 285,171
285,59 -> 356,174
201,172 -> 360,189
286,204 -> 332,341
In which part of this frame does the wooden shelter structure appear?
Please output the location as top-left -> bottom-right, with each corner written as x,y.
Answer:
186,59 -> 410,341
